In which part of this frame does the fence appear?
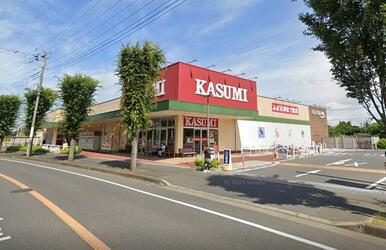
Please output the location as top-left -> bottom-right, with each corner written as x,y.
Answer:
2,137 -> 42,147
322,135 -> 377,149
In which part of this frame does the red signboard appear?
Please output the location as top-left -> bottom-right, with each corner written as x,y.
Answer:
184,116 -> 219,128
159,62 -> 258,111
272,102 -> 299,115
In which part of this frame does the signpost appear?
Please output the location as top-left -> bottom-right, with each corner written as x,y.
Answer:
223,149 -> 232,171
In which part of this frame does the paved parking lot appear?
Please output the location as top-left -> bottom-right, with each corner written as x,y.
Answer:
232,150 -> 386,192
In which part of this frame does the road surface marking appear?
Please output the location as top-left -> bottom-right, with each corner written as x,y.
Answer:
366,177 -> 386,190
280,162 -> 384,174
326,159 -> 351,166
0,172 -> 110,250
0,236 -> 11,242
295,170 -> 321,178
0,232 -> 2,236
0,159 -> 337,250
0,218 -> 2,220
344,162 -> 367,167
364,153 -> 370,156
379,154 -> 384,157
235,162 -> 279,173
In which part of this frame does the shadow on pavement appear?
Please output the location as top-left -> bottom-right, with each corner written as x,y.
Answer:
207,175 -> 381,217
99,160 -> 131,169
53,155 -> 86,161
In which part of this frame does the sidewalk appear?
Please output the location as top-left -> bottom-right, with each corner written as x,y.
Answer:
2,151 -> 385,229
80,150 -> 275,167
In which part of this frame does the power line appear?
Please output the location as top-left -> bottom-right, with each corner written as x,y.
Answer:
47,0 -> 154,65
46,0 -> 185,75
38,0 -> 105,51
45,0 -> 125,53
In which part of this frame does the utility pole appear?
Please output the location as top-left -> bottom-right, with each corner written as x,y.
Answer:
26,52 -> 48,157
206,94 -> 211,147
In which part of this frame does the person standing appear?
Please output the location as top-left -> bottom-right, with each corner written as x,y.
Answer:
203,146 -> 211,172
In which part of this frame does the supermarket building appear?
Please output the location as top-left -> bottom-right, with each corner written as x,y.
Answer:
44,62 -> 328,154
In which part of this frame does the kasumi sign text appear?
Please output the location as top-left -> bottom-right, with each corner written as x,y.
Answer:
184,116 -> 219,128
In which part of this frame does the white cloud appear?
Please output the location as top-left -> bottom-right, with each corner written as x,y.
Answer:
213,45 -> 370,125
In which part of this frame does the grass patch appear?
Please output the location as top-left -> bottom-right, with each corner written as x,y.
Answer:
373,212 -> 386,227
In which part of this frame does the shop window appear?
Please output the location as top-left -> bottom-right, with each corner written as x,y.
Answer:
153,129 -> 160,148
167,128 -> 175,146
168,119 -> 175,127
153,118 -> 161,127
183,128 -> 194,146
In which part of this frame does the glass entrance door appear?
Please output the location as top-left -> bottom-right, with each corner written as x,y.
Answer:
193,129 -> 209,154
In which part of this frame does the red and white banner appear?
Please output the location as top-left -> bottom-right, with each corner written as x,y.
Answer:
272,102 -> 299,115
184,116 -> 219,128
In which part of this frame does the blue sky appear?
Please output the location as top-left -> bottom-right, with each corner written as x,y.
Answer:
0,0 -> 369,125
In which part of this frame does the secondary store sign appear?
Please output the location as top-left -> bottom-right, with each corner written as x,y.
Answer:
184,116 -> 219,128
194,79 -> 248,102
272,102 -> 299,115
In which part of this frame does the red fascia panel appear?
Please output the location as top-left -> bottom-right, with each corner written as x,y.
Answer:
164,62 -> 258,111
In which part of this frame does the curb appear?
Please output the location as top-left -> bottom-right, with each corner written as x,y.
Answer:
0,155 -> 171,187
335,222 -> 386,239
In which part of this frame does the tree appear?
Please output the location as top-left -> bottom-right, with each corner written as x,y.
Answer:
24,87 -> 57,135
0,95 -> 21,148
116,41 -> 166,170
58,74 -> 99,161
298,0 -> 386,133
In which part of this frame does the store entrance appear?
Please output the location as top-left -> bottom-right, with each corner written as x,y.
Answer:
183,128 -> 218,154
194,129 -> 208,154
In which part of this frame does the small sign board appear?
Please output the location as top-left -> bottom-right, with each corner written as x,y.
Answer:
210,147 -> 215,160
223,149 -> 232,171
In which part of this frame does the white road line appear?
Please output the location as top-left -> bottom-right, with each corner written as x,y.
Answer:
0,236 -> 11,242
366,177 -> 386,190
344,162 -> 367,167
0,218 -> 2,221
0,158 -> 336,250
295,170 -> 321,178
364,153 -> 370,156
371,154 -> 378,157
379,154 -> 384,157
235,162 -> 279,173
326,159 -> 351,166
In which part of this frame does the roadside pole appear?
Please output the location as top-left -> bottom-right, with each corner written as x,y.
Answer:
26,52 -> 48,157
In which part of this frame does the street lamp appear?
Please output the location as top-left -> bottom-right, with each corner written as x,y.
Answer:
205,64 -> 216,69
221,69 -> 232,73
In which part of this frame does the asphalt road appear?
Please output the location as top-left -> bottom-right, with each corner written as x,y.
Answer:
235,149 -> 386,192
1,158 -> 385,249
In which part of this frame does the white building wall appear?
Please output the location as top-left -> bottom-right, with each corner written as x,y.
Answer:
237,120 -> 312,149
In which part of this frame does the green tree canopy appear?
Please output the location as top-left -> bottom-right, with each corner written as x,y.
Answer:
116,41 -> 166,170
24,87 -> 57,134
299,0 -> 386,132
0,95 -> 21,146
329,121 -> 361,136
58,74 -> 99,160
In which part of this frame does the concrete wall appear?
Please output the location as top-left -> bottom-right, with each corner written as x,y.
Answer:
237,120 -> 312,149
218,118 -> 237,151
91,98 -> 120,115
